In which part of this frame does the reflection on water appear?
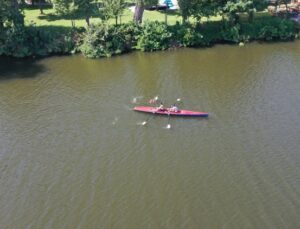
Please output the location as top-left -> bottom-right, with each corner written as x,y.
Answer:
0,42 -> 300,228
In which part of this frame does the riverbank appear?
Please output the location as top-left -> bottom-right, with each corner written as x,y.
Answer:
1,13 -> 299,58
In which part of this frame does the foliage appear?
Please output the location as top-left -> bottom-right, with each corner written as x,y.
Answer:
177,0 -> 221,22
222,0 -> 254,24
258,18 -> 296,41
221,22 -> 241,43
0,25 -> 78,57
240,17 -> 297,41
100,0 -> 126,25
133,0 -> 158,23
253,0 -> 268,11
177,0 -> 196,22
170,23 -> 203,47
0,0 -> 24,29
52,0 -> 73,15
200,21 -> 223,43
136,21 -> 172,51
1,0 -> 299,59
73,0 -> 95,26
79,22 -> 139,58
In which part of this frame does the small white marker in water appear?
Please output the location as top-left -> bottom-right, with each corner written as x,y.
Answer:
166,124 -> 171,129
142,121 -> 147,126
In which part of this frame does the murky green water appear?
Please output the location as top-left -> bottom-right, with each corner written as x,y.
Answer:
0,42 -> 300,228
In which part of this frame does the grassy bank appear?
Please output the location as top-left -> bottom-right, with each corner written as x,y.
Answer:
0,5 -> 299,58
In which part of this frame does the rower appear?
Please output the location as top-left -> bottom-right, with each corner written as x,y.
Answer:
169,104 -> 179,112
157,103 -> 165,111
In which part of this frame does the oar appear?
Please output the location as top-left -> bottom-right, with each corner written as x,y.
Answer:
174,98 -> 182,106
141,110 -> 156,126
165,112 -> 171,129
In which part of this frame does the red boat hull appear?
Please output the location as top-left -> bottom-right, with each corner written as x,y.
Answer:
134,106 -> 209,117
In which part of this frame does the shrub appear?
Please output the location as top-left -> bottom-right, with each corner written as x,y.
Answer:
135,21 -> 172,52
221,22 -> 241,43
80,22 -> 139,58
240,17 -> 297,41
0,25 -> 77,57
169,23 -> 198,47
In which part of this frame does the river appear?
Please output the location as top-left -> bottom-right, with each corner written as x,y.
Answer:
0,41 -> 300,228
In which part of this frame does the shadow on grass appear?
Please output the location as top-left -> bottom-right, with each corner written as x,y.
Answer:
32,24 -> 79,33
148,8 -> 181,17
37,11 -> 101,21
0,57 -> 47,81
21,4 -> 53,11
163,9 -> 181,17
37,4 -> 100,21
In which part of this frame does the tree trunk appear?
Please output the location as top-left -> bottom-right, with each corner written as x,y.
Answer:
248,10 -> 254,22
85,16 -> 90,27
19,0 -> 25,6
275,0 -> 279,15
284,0 -> 288,17
182,16 -> 187,24
115,16 -> 118,26
134,3 -> 145,24
39,0 -> 44,14
0,18 -> 3,31
11,0 -> 19,9
164,11 -> 167,25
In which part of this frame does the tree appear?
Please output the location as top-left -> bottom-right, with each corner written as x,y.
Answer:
52,0 -> 73,15
177,0 -> 192,22
74,0 -> 95,26
190,0 -> 222,22
0,0 -> 24,30
133,0 -> 158,24
222,0 -> 253,24
30,0 -> 45,14
274,0 -> 290,17
101,0 -> 125,25
252,0 -> 268,11
177,0 -> 223,23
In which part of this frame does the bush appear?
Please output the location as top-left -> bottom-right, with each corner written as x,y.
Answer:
169,23 -> 200,47
1,16 -> 298,59
135,21 -> 172,52
80,22 -> 139,58
0,25 -> 78,57
240,17 -> 297,41
221,22 -> 241,43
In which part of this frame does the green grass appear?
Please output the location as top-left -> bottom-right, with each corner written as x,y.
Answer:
23,6 -> 274,28
23,7 -> 183,27
24,8 -> 100,27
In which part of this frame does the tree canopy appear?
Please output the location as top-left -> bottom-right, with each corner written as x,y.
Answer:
101,0 -> 126,25
0,0 -> 24,29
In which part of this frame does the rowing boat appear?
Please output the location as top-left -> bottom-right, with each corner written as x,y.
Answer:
133,106 -> 209,117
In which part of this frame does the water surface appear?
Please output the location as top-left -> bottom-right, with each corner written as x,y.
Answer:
0,42 -> 300,228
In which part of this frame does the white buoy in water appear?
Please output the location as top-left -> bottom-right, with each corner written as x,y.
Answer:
142,121 -> 147,126
166,124 -> 171,129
